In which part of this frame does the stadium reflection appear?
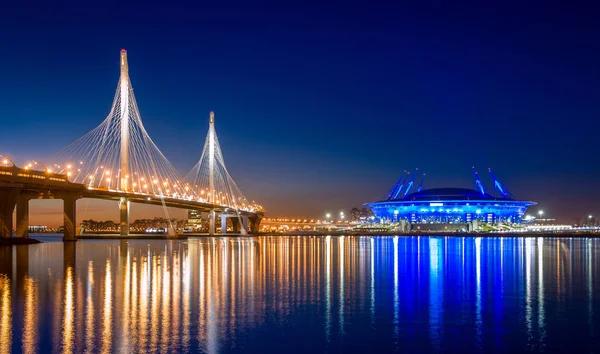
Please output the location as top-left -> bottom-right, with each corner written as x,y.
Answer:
0,236 -> 598,352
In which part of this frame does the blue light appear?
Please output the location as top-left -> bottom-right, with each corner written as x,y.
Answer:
367,186 -> 536,225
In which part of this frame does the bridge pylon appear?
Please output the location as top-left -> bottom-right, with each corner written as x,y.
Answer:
185,112 -> 263,235
56,50 -> 196,237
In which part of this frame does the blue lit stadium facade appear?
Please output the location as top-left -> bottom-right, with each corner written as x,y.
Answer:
365,169 -> 536,229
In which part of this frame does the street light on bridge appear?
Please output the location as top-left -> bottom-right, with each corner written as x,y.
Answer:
340,211 -> 344,223
326,213 -> 331,223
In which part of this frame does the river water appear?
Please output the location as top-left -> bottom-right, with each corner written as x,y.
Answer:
0,236 -> 598,353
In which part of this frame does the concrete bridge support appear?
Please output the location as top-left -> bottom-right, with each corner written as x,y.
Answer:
231,217 -> 240,233
16,195 -> 32,238
241,216 -> 249,233
0,187 -> 20,238
221,215 -> 228,234
63,195 -> 78,241
209,209 -> 216,235
218,214 -> 250,234
248,215 -> 262,234
119,197 -> 130,237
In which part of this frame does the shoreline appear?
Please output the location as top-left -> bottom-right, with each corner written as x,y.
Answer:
4,231 -> 598,243
72,231 -> 600,239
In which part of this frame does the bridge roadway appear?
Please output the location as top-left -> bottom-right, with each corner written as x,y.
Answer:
0,165 -> 262,240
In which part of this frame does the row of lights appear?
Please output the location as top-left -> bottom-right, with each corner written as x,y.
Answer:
7,157 -> 262,212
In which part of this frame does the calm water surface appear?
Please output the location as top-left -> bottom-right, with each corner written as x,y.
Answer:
0,235 -> 599,353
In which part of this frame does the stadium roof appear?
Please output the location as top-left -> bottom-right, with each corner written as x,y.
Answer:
401,188 -> 511,202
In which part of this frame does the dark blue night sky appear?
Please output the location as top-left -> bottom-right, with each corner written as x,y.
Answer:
1,1 -> 599,221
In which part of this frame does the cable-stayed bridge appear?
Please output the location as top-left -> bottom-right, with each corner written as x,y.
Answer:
0,50 -> 263,240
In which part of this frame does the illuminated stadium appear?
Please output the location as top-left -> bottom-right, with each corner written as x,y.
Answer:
365,168 -> 537,231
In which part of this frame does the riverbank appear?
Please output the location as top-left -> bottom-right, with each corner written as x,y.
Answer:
73,231 -> 600,239
257,231 -> 600,237
78,234 -> 189,240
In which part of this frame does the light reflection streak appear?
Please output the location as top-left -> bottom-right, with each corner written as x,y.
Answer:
393,236 -> 399,340
429,237 -> 443,350
172,249 -> 181,349
198,242 -> 206,350
160,251 -> 170,352
525,238 -> 533,347
339,236 -> 345,337
182,246 -> 190,352
130,258 -> 138,349
22,276 -> 37,354
588,239 -> 594,333
370,237 -> 375,324
474,237 -> 482,348
62,266 -> 74,354
230,241 -> 237,341
325,236 -> 331,342
101,259 -> 112,353
500,238 -> 504,283
537,238 -> 545,349
84,262 -> 94,354
0,274 -> 11,354
207,241 -> 218,354
121,246 -> 130,352
139,255 -> 149,351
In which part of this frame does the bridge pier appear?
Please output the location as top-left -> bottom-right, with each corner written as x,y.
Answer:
231,217 -> 240,233
0,186 -> 20,238
209,209 -> 216,235
63,195 -> 78,241
218,214 -> 249,235
119,197 -> 130,237
16,195 -> 32,238
221,215 -> 228,234
248,215 -> 262,234
238,216 -> 248,235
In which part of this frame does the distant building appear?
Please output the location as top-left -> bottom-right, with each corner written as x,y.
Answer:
188,210 -> 201,220
28,225 -> 47,232
187,210 -> 207,230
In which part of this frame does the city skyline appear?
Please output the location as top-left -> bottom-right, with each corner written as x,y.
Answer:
2,2 -> 600,224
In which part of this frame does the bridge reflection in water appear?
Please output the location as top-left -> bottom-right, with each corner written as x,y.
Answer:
0,236 -> 598,353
